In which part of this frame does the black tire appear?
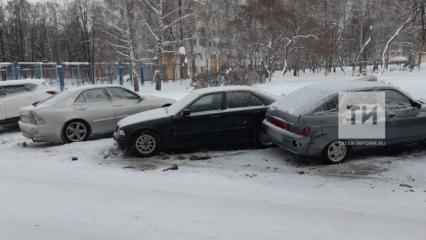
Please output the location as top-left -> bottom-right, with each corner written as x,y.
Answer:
322,141 -> 349,164
131,130 -> 162,157
253,128 -> 274,148
63,120 -> 90,143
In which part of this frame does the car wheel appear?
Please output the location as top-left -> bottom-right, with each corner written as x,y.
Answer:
63,120 -> 90,143
254,129 -> 274,148
323,141 -> 348,164
132,130 -> 162,157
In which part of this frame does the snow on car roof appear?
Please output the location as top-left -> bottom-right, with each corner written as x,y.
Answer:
192,85 -> 261,95
65,84 -> 123,91
271,80 -> 393,115
304,79 -> 391,93
0,79 -> 46,86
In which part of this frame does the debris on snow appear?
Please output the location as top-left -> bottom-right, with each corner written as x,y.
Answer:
175,155 -> 186,160
400,184 -> 413,189
123,166 -> 136,169
245,173 -> 258,178
189,155 -> 211,161
163,164 -> 179,171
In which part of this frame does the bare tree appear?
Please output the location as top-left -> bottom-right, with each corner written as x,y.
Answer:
102,0 -> 140,91
142,0 -> 196,91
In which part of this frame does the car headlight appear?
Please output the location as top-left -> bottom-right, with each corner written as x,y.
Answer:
117,128 -> 126,136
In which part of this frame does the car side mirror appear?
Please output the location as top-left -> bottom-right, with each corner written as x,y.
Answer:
182,109 -> 191,117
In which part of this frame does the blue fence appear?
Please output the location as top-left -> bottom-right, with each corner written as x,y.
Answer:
0,62 -> 157,91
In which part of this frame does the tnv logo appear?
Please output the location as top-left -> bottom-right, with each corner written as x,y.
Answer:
338,91 -> 386,140
348,105 -> 378,125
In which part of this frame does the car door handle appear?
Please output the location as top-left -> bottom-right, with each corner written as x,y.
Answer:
210,115 -> 220,119
76,107 -> 88,111
113,104 -> 124,107
389,113 -> 397,118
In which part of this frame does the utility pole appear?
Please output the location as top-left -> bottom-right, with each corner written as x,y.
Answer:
179,0 -> 183,41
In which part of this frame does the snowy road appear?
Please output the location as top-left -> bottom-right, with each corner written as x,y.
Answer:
1,130 -> 426,240
2,69 -> 426,239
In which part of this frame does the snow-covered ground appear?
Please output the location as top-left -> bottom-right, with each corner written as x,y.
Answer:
1,68 -> 426,240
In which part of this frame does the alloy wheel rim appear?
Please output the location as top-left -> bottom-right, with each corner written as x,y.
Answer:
66,122 -> 88,142
327,141 -> 347,163
135,135 -> 157,154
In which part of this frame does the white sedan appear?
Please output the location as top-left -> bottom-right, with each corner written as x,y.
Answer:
19,85 -> 175,143
0,79 -> 57,125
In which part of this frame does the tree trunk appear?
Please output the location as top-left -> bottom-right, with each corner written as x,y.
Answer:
418,51 -> 422,69
381,17 -> 413,75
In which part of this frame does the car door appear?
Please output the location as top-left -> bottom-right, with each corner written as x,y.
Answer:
72,88 -> 116,134
384,89 -> 425,144
172,93 -> 224,147
0,86 -> 6,120
3,84 -> 29,119
304,94 -> 339,140
105,87 -> 148,123
221,91 -> 267,143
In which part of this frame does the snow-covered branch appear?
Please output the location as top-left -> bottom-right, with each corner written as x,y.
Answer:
381,16 -> 414,74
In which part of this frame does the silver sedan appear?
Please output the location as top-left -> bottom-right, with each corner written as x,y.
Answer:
19,85 -> 174,143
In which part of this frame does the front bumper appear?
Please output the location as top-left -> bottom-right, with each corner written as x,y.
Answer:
18,121 -> 62,143
262,120 -> 320,157
113,130 -> 130,151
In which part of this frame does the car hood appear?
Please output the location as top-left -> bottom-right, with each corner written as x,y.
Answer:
143,94 -> 175,103
118,108 -> 172,128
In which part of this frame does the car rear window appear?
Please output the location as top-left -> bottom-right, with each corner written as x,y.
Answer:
272,86 -> 332,115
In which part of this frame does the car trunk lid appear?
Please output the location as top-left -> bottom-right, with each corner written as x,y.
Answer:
266,107 -> 311,137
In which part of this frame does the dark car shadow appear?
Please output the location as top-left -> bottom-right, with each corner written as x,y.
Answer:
0,124 -> 19,133
119,143 -> 278,171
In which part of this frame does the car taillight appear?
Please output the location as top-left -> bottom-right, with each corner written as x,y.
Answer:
46,90 -> 58,95
30,113 -> 45,124
294,127 -> 311,136
268,116 -> 289,129
267,116 -> 311,136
